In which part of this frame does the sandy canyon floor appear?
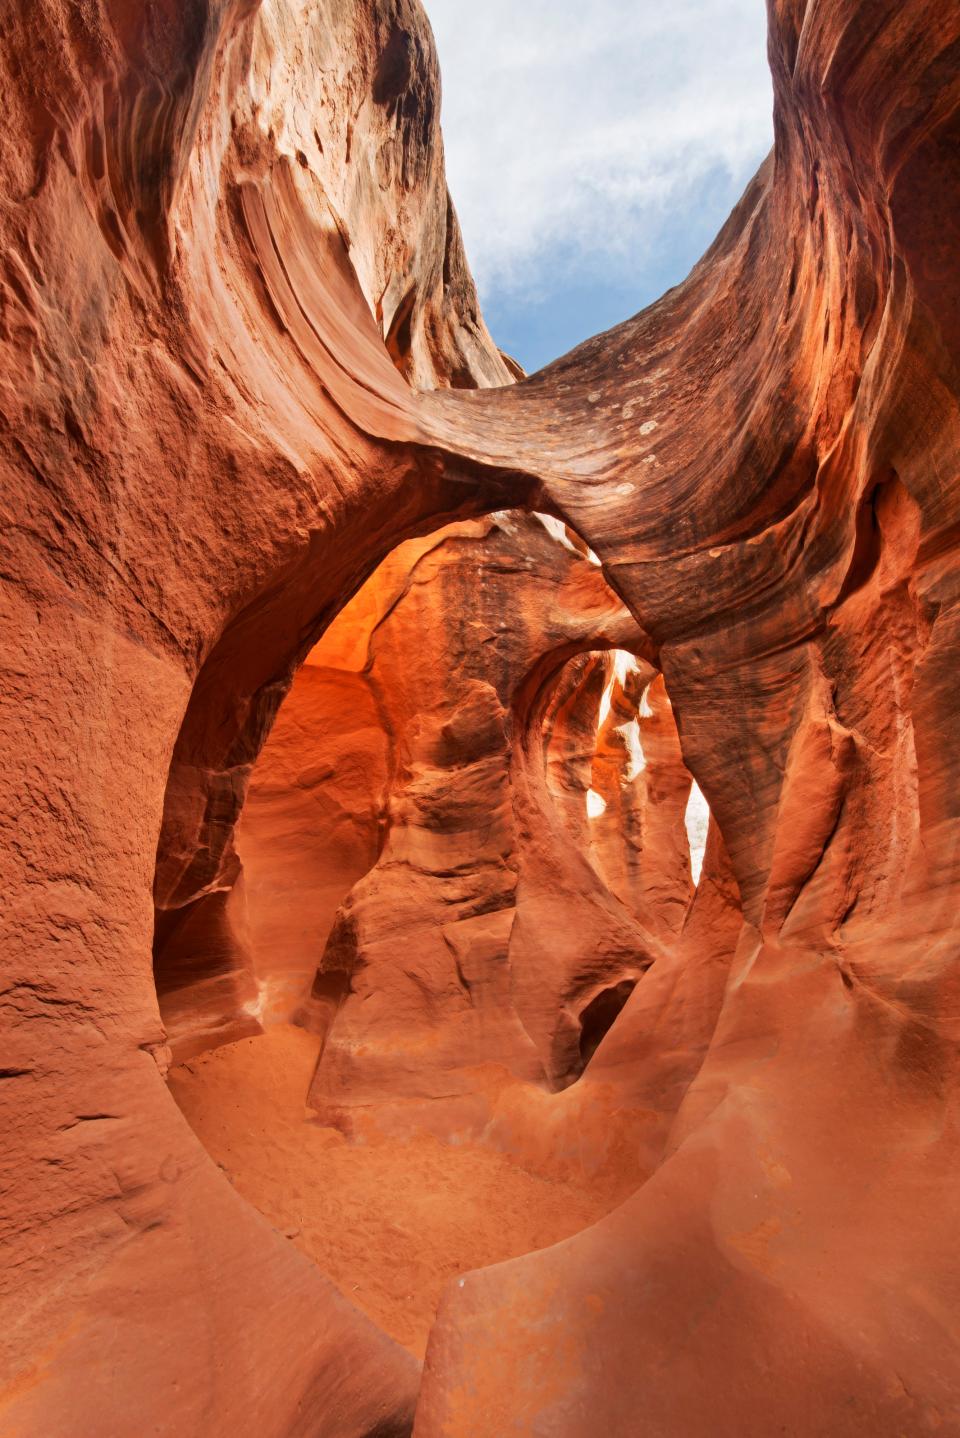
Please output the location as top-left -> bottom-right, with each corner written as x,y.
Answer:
169,1026 -> 639,1357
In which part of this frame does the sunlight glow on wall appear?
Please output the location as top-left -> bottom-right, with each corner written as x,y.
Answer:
613,651 -> 635,687
598,672 -> 615,725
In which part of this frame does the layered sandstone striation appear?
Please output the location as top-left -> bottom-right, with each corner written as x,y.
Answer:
1,0 -> 959,1435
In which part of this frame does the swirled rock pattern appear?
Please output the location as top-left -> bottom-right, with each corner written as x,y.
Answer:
1,0 -> 959,1434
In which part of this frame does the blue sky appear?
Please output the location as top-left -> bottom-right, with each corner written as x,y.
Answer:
425,1 -> 774,375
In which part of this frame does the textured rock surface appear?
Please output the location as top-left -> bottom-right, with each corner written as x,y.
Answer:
299,511 -> 657,1129
191,510 -> 702,1143
222,511 -> 709,1141
1,0 -> 959,1434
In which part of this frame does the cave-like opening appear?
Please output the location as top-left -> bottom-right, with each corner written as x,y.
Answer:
154,506 -> 720,1358
576,978 -> 639,1075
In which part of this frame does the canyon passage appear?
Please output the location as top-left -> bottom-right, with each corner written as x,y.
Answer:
1,2 -> 960,1437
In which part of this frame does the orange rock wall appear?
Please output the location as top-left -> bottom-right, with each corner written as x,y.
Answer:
297,513 -> 656,1129
1,0 -> 959,1434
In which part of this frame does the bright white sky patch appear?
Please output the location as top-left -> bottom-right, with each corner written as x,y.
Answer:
426,0 -> 773,301
586,788 -> 607,820
598,671 -> 615,726
535,512 -> 579,553
618,718 -> 646,782
684,781 -> 711,886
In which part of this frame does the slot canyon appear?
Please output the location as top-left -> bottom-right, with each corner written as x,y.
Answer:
1,1 -> 958,1436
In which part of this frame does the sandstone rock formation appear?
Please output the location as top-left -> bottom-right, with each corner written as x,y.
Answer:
292,511 -> 676,1132
1,0 -> 959,1434
185,509 -> 709,1142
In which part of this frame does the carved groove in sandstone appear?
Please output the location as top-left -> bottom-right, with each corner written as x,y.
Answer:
2,0 -> 959,1435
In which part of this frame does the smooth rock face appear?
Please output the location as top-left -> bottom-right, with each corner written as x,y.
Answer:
1,0 -> 959,1436
166,1023 -> 646,1360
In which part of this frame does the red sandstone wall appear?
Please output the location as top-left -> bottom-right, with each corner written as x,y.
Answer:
1,0 -> 959,1433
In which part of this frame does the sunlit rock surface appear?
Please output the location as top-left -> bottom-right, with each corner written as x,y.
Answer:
1,0 -> 959,1434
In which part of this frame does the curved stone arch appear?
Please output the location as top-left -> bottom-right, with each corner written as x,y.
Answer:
510,644 -> 717,1090
154,505 -> 664,1094
2,0 -> 960,1432
149,471 -> 538,1060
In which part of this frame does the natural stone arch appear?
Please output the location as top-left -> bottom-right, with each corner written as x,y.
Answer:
159,502 -> 729,1366
149,470 -> 537,1062
2,0 -> 959,1433
151,503 -> 662,1075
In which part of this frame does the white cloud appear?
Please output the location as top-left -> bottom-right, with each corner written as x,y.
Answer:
425,0 -> 773,298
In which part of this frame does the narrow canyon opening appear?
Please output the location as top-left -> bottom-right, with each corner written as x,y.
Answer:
154,509 -> 717,1359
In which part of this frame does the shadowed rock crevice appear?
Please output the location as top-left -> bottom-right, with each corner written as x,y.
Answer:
575,978 -> 639,1078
